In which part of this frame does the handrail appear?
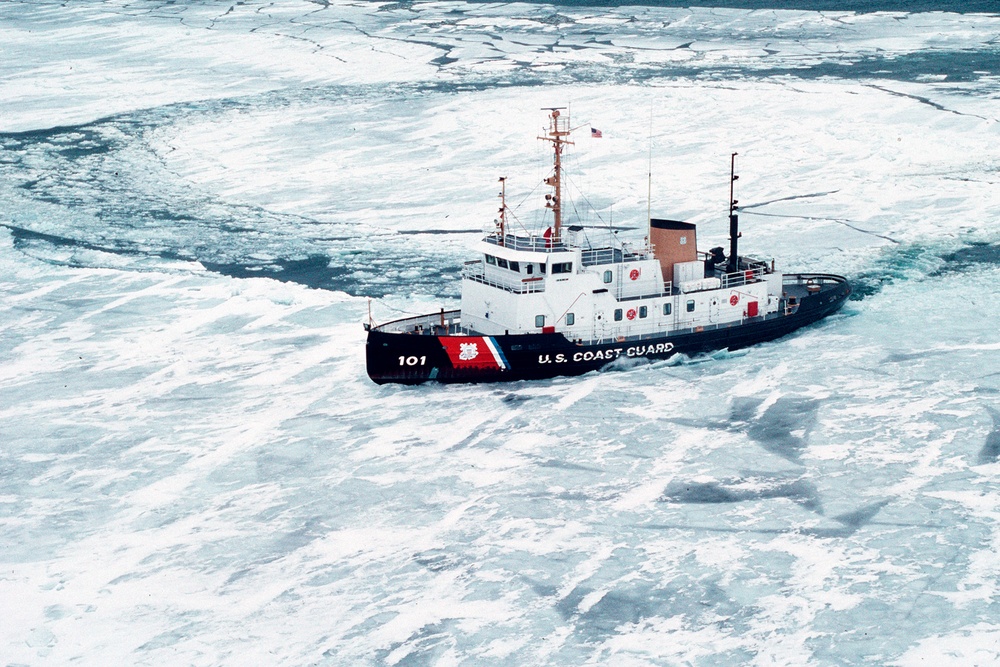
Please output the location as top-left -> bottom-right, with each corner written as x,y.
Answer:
580,247 -> 649,266
556,292 -> 589,324
719,266 -> 767,288
373,309 -> 462,334
581,247 -> 615,265
615,280 -> 673,301
462,267 -> 545,294
484,234 -> 653,263
783,273 -> 848,285
483,234 -> 568,253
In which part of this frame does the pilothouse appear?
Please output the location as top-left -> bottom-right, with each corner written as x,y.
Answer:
366,109 -> 850,384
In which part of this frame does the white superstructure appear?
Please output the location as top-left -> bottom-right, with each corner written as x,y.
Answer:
459,230 -> 780,343
450,108 -> 784,343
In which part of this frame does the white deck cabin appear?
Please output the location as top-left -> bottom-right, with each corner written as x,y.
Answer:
460,220 -> 782,343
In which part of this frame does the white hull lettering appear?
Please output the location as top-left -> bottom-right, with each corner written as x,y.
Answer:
538,353 -> 571,364
572,348 -> 624,363
536,343 -> 674,366
626,343 -> 675,357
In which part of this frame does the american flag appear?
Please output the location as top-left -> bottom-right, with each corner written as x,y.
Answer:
591,127 -> 602,138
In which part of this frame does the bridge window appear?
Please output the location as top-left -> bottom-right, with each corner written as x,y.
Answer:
485,255 -> 496,265
539,263 -> 546,274
551,262 -> 573,274
526,264 -> 533,275
566,313 -> 575,325
686,300 -> 695,312
663,303 -> 672,315
535,315 -> 545,327
509,260 -> 520,272
639,306 -> 648,319
614,308 -> 623,321
497,258 -> 509,269
603,270 -> 613,283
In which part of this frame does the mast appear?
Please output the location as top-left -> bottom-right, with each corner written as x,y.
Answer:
497,176 -> 507,246
539,108 -> 573,243
727,152 -> 740,274
646,107 -> 653,246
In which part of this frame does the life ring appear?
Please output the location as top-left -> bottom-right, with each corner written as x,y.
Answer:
729,294 -> 739,306
626,308 -> 637,320
629,268 -> 640,281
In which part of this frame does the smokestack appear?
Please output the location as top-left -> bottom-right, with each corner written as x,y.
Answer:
650,218 -> 697,283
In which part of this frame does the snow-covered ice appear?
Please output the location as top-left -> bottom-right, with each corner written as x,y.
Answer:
2,1 -> 1000,664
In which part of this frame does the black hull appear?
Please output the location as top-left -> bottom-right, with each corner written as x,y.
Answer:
367,274 -> 850,385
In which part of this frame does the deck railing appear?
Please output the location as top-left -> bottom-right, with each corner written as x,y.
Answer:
483,234 -> 567,253
581,247 -> 616,265
373,309 -> 464,335
782,273 -> 847,287
719,265 -> 767,288
616,280 -> 673,301
580,247 -> 648,266
483,235 -> 653,264
462,262 -> 546,294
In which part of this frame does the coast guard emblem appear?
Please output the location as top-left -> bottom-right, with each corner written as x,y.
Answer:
437,336 -> 508,370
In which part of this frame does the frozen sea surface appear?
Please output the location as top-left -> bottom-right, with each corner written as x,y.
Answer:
2,1 -> 1000,665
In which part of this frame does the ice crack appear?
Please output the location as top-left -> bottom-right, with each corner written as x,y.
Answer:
743,210 -> 900,244
865,83 -> 993,122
